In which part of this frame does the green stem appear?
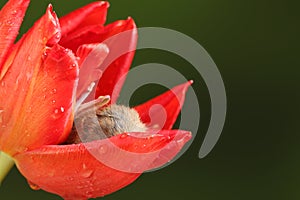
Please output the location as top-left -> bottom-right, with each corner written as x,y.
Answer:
0,151 -> 14,185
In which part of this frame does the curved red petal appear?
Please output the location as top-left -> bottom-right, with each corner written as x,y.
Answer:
0,0 -> 30,71
76,43 -> 109,99
60,1 -> 109,38
95,18 -> 137,103
60,18 -> 137,103
15,130 -> 191,199
0,6 -> 78,155
134,81 -> 193,130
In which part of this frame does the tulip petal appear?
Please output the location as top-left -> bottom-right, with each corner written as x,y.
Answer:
59,1 -> 109,38
0,6 -> 78,155
60,18 -> 137,103
134,81 -> 193,130
0,0 -> 30,71
95,19 -> 137,103
76,43 -> 109,99
15,130 -> 191,199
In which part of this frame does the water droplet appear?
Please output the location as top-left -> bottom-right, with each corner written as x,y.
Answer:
25,130 -> 30,137
12,10 -> 17,14
6,28 -> 12,36
82,163 -> 87,169
27,56 -> 32,61
98,145 -> 107,154
68,63 -> 77,70
0,110 -> 4,124
147,135 -> 154,140
52,107 -> 64,119
120,133 -> 128,139
27,106 -> 33,113
6,20 -> 12,25
81,169 -> 94,178
76,185 -> 84,189
85,191 -> 93,197
28,181 -> 40,190
51,100 -> 56,104
50,88 -> 57,94
42,51 -> 48,60
26,72 -> 32,80
54,128 -> 59,134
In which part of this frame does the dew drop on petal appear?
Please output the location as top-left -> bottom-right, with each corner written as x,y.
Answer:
27,181 -> 40,190
68,63 -> 77,70
52,107 -> 64,119
76,184 -> 84,189
82,163 -> 87,170
50,88 -> 57,94
42,51 -> 48,60
52,108 -> 61,119
0,109 -> 4,124
6,20 -> 12,25
81,169 -> 94,178
55,34 -> 60,40
98,145 -> 107,154
120,133 -> 128,139
85,191 -> 93,198
26,72 -> 32,81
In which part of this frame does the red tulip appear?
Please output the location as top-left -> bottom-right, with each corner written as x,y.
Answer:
0,0 -> 193,199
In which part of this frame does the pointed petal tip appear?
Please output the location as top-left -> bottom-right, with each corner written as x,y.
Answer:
99,1 -> 110,8
47,3 -> 53,10
127,17 -> 136,27
0,0 -> 31,71
59,1 -> 110,38
44,4 -> 61,46
135,81 -> 193,129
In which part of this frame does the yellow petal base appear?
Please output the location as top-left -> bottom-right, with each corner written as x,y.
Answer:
0,151 -> 14,185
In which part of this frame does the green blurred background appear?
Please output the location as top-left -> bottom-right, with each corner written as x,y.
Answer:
0,0 -> 299,199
